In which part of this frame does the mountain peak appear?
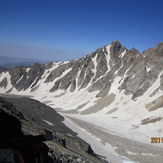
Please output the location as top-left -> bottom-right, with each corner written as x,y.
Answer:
128,48 -> 140,54
104,40 -> 122,49
107,40 -> 126,56
156,42 -> 163,54
111,40 -> 121,44
110,40 -> 123,48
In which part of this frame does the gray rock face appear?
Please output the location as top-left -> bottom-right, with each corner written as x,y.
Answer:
0,41 -> 163,100
8,63 -> 46,91
0,77 -> 8,89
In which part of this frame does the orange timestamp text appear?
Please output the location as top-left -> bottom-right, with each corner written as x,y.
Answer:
151,137 -> 163,143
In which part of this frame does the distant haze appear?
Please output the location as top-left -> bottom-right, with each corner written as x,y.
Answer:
0,56 -> 48,69
0,56 -> 48,65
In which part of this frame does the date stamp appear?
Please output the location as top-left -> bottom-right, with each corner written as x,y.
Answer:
151,137 -> 163,143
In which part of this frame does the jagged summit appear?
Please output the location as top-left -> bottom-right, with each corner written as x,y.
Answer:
110,40 -> 122,46
127,48 -> 140,55
154,42 -> 163,54
104,40 -> 141,58
0,41 -> 162,95
104,40 -> 124,50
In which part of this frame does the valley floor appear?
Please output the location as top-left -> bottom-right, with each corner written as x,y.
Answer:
63,116 -> 163,163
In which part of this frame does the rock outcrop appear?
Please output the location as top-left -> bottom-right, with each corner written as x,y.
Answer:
0,95 -> 107,163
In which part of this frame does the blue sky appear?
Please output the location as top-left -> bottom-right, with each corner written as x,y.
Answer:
0,0 -> 163,61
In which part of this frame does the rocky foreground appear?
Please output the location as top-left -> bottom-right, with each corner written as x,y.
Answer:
0,95 -> 107,163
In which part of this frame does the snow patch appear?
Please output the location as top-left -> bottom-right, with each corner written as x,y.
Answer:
146,66 -> 151,72
106,44 -> 111,55
113,153 -> 140,163
42,119 -> 54,126
120,50 -> 126,58
91,53 -> 98,75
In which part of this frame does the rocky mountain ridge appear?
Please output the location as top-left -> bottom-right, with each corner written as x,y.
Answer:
1,41 -> 163,98
0,40 -> 163,119
0,40 -> 163,162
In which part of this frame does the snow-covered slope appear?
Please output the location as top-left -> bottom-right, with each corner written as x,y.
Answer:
0,41 -> 163,147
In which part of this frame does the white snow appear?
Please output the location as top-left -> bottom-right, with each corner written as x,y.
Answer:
106,44 -> 111,55
26,68 -> 30,72
114,60 -> 123,75
42,119 -> 54,126
63,117 -> 140,163
91,53 -> 98,73
141,153 -> 156,156
113,154 -> 140,163
58,69 -> 163,147
1,65 -> 163,148
126,150 -> 138,155
119,50 -> 126,58
63,117 -> 121,163
105,44 -> 111,71
146,66 -> 151,72
30,77 -> 38,88
16,75 -> 24,84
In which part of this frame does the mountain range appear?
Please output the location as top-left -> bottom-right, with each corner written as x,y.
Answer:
0,56 -> 48,69
0,40 -> 163,163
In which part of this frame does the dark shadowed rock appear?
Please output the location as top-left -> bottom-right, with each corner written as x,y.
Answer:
0,95 -> 108,163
